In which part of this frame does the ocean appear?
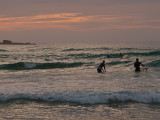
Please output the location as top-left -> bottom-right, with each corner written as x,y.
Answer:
0,42 -> 160,120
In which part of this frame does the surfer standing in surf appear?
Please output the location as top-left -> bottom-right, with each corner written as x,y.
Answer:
97,60 -> 106,73
134,58 -> 145,72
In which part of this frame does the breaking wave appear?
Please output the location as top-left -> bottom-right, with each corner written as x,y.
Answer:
0,62 -> 84,70
0,91 -> 160,104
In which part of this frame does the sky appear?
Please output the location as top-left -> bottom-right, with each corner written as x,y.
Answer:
0,0 -> 160,44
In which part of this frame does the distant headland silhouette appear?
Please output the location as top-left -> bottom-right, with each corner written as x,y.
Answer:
0,40 -> 36,45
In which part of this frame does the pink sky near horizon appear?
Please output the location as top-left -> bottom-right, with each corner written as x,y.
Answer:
0,0 -> 160,43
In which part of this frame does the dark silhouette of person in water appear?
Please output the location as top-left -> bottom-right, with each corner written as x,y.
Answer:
107,54 -> 110,58
120,53 -> 123,57
97,60 -> 106,73
134,58 -> 144,72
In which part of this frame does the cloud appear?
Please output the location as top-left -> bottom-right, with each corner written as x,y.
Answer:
0,12 -> 160,31
0,13 -> 84,22
0,13 -> 89,31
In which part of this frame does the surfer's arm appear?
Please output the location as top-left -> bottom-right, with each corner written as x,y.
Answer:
141,63 -> 145,67
103,66 -> 106,71
140,63 -> 148,71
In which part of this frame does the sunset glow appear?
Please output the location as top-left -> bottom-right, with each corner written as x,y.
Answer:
0,13 -> 159,31
0,0 -> 160,43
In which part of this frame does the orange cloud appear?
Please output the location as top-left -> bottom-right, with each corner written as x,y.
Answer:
0,13 -> 89,31
0,13 -> 160,31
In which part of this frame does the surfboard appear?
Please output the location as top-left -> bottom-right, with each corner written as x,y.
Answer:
123,55 -> 128,59
140,66 -> 148,71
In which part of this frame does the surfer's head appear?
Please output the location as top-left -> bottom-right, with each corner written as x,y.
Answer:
136,58 -> 139,62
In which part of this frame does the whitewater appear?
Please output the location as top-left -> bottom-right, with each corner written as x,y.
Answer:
0,42 -> 160,120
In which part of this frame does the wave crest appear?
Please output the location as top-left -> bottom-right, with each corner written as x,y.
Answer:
0,62 -> 84,70
0,91 -> 160,104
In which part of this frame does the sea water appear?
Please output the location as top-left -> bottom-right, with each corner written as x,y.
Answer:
0,42 -> 160,120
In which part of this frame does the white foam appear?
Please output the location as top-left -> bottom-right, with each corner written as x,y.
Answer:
0,91 -> 160,104
24,62 -> 37,69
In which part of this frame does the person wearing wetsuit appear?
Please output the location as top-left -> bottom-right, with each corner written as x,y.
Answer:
134,58 -> 144,72
97,60 -> 106,73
